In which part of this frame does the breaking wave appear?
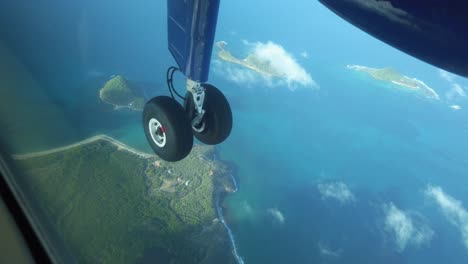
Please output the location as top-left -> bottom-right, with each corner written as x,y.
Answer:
215,175 -> 244,264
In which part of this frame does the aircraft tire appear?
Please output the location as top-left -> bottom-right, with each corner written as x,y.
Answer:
143,96 -> 193,161
185,84 -> 232,145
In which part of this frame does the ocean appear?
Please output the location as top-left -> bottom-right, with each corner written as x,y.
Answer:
3,0 -> 468,263
208,1 -> 468,263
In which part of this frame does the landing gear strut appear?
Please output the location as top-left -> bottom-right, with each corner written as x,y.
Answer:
143,68 -> 232,161
146,0 -> 225,161
185,83 -> 232,145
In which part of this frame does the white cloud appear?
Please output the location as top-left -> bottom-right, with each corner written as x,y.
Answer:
439,69 -> 456,83
267,208 -> 285,224
241,200 -> 254,215
229,200 -> 257,222
439,69 -> 467,100
317,242 -> 341,257
212,60 -> 260,85
383,203 -> 434,252
300,51 -> 309,59
214,40 -> 317,90
425,185 -> 468,248
446,83 -> 466,100
317,182 -> 355,204
450,105 -> 462,110
251,41 -> 316,88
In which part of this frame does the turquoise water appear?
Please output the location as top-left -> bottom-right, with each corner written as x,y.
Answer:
214,70 -> 468,263
208,2 -> 468,263
3,0 -> 468,263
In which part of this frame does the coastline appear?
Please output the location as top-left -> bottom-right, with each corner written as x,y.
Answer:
212,149 -> 244,264
218,53 -> 278,77
216,42 -> 282,78
13,134 -> 153,160
347,64 -> 440,99
390,80 -> 419,89
216,195 -> 244,264
99,93 -> 142,111
14,134 -> 241,263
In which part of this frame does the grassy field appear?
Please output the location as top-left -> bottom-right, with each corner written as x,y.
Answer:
16,138 -> 235,264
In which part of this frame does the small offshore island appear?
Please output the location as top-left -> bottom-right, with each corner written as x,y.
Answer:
14,136 -> 236,264
347,65 -> 440,100
216,41 -> 285,77
99,75 -> 145,111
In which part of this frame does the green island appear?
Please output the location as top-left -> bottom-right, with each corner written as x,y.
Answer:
14,135 -> 236,264
216,41 -> 284,77
347,65 -> 440,99
99,75 -> 145,110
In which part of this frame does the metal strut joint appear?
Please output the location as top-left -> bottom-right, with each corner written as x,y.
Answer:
186,79 -> 205,130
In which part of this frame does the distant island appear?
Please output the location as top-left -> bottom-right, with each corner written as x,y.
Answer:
14,135 -> 236,264
99,75 -> 145,110
216,41 -> 284,77
347,65 -> 440,100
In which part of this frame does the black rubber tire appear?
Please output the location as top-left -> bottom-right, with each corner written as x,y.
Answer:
143,96 -> 193,161
184,84 -> 232,145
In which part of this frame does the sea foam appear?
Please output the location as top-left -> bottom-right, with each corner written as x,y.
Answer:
216,191 -> 245,264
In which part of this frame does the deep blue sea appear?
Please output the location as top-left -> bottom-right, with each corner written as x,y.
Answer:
4,0 -> 468,263
212,2 -> 468,263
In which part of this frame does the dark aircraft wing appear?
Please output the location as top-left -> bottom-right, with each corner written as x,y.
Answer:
167,0 -> 220,83
319,0 -> 468,78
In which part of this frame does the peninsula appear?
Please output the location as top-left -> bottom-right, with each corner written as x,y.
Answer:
216,41 -> 284,77
99,75 -> 145,110
14,135 -> 236,264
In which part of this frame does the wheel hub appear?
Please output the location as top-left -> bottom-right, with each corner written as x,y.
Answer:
192,118 -> 206,132
148,118 -> 166,147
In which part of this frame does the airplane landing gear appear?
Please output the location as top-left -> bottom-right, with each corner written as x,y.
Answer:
184,83 -> 232,145
143,96 -> 193,162
143,68 -> 232,161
